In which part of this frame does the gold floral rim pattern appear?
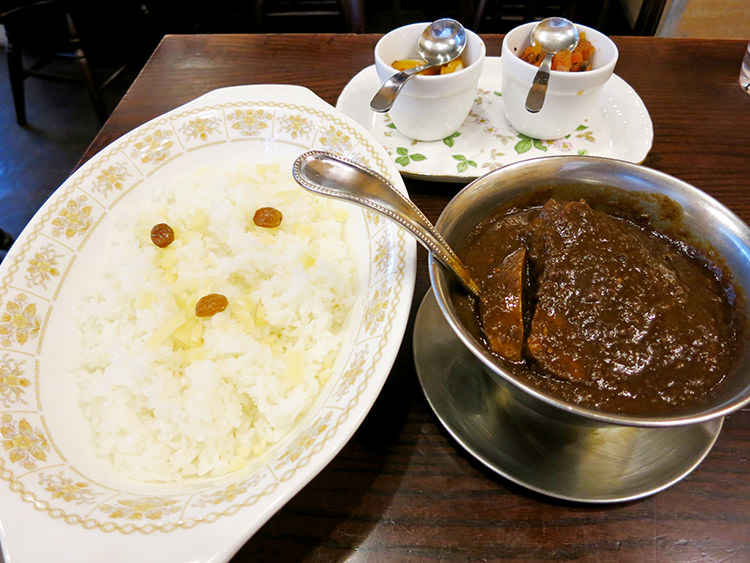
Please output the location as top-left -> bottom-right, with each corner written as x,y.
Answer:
0,88 -> 414,535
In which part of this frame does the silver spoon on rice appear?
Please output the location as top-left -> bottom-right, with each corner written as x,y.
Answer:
292,150 -> 481,297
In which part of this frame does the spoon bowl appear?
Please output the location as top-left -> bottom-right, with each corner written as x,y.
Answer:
418,18 -> 467,65
524,17 -> 579,113
370,18 -> 467,113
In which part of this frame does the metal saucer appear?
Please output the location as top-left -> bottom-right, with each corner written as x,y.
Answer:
413,288 -> 723,503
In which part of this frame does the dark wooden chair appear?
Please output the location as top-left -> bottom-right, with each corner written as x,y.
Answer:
472,0 -> 579,33
471,0 -> 670,35
618,0 -> 670,35
0,0 -> 113,126
255,0 -> 366,33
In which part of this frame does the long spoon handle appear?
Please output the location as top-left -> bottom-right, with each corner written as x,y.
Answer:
525,52 -> 553,113
369,64 -> 435,113
292,150 -> 481,297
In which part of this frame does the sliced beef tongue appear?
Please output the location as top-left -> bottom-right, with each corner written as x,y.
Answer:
524,199 -> 726,388
479,247 -> 526,362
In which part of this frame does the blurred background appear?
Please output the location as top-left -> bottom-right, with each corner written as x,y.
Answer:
0,0 -> 747,262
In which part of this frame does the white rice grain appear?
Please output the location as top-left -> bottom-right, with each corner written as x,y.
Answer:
75,161 -> 356,482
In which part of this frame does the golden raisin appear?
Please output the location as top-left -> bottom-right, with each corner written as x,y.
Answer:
150,223 -> 175,248
253,207 -> 282,228
195,293 -> 228,317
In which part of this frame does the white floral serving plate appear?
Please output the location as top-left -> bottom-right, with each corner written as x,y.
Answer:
0,85 -> 416,562
336,57 -> 654,182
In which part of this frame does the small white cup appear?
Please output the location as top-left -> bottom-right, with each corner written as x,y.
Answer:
374,22 -> 486,142
501,22 -> 618,140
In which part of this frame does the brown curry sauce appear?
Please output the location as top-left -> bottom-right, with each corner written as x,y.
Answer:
459,196 -> 745,416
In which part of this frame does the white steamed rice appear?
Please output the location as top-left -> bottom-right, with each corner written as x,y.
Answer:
75,161 -> 357,482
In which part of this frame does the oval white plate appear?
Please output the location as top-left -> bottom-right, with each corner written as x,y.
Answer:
336,57 -> 654,182
0,85 -> 416,562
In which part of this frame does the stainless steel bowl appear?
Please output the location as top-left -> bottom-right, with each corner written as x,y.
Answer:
430,155 -> 750,427
420,156 -> 750,501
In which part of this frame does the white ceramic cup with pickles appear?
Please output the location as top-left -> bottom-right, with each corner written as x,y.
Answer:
501,22 -> 618,140
374,22 -> 486,142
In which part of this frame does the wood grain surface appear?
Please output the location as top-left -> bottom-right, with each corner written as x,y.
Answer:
74,34 -> 750,562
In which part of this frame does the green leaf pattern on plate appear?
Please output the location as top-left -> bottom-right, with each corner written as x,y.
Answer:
379,87 -> 600,177
451,154 -> 477,174
443,132 -> 461,148
394,146 -> 427,167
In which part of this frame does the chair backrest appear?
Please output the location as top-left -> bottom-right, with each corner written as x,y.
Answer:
471,0 -> 671,36
473,0 -> 579,33
0,0 -> 75,53
632,0 -> 670,35
255,0 -> 366,33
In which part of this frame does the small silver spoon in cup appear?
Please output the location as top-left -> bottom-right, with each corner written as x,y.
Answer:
369,18 -> 467,113
524,17 -> 579,113
292,150 -> 481,297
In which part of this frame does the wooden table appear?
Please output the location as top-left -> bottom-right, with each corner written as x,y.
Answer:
79,34 -> 750,561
